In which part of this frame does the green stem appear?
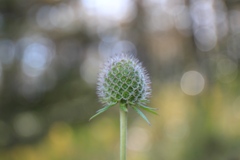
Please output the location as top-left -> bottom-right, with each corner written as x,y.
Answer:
120,104 -> 128,160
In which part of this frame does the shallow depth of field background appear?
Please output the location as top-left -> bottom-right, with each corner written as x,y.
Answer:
0,0 -> 240,160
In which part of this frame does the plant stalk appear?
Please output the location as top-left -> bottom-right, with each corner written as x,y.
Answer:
120,104 -> 128,160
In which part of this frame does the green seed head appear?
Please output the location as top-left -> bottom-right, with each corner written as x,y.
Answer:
97,54 -> 151,106
91,54 -> 157,124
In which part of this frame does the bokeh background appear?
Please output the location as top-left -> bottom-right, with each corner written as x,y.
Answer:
0,0 -> 240,159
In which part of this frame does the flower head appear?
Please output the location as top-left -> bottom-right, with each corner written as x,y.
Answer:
90,54 -> 157,124
97,54 -> 151,106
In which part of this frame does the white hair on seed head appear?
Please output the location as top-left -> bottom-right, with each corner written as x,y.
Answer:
97,53 -> 151,106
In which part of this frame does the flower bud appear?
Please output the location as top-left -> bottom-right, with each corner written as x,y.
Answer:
97,54 -> 151,106
90,54 -> 156,124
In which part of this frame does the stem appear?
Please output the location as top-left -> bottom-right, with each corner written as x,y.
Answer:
120,104 -> 128,160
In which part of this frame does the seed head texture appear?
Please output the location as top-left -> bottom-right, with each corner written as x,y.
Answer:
90,54 -> 157,124
97,54 -> 151,106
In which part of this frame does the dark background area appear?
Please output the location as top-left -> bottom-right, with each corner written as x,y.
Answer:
0,0 -> 240,159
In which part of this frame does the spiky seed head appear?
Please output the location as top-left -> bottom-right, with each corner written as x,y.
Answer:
90,54 -> 156,124
97,54 -> 151,106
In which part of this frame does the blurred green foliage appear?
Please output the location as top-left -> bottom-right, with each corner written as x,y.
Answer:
0,0 -> 240,159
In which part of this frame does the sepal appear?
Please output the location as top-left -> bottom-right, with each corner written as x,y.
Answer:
132,106 -> 151,126
89,103 -> 116,121
138,103 -> 158,115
